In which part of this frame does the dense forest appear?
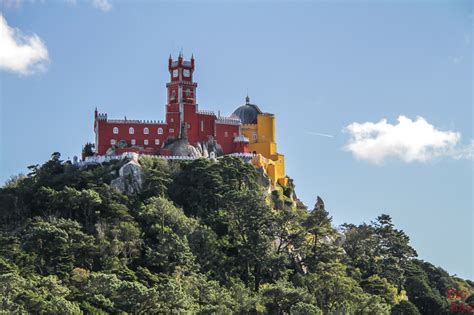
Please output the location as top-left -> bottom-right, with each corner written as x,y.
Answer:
0,152 -> 472,314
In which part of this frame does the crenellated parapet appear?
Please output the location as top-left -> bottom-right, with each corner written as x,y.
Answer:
98,113 -> 108,121
233,135 -> 249,143
106,119 -> 166,125
216,117 -> 241,125
197,110 -> 216,116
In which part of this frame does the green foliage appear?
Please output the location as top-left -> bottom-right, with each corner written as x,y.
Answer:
0,153 -> 470,314
391,300 -> 421,315
82,143 -> 95,157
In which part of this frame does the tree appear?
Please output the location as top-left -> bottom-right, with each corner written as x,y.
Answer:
391,300 -> 421,315
300,198 -> 343,271
290,302 -> 322,315
221,190 -> 276,291
404,261 -> 447,314
260,279 -> 314,314
82,143 -> 95,158
305,262 -> 377,313
360,275 -> 399,306
139,155 -> 172,199
373,215 -> 417,288
138,197 -> 197,273
21,217 -> 97,276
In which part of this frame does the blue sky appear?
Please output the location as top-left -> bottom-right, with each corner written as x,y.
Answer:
1,0 -> 472,279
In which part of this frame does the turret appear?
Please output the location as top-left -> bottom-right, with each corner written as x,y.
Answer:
178,50 -> 183,65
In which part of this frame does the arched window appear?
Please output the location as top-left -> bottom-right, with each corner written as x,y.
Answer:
144,139 -> 149,145
200,120 -> 204,132
110,139 -> 116,145
144,127 -> 149,134
186,88 -> 191,97
129,127 -> 134,134
158,128 -> 163,134
171,90 -> 176,100
253,133 -> 257,140
131,139 -> 136,145
224,131 -> 228,137
113,127 -> 119,134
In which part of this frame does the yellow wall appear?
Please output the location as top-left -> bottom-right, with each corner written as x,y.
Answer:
241,124 -> 258,144
245,112 -> 287,186
257,114 -> 276,143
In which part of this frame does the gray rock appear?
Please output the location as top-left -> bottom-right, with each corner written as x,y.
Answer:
110,154 -> 143,195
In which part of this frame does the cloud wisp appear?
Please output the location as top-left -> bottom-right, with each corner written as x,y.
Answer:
0,14 -> 49,75
91,0 -> 111,12
306,131 -> 335,138
343,116 -> 471,164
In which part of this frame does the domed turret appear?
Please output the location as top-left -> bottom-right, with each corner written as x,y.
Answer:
231,96 -> 262,124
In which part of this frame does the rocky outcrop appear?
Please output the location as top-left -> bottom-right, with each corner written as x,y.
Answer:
163,138 -> 202,157
110,153 -> 143,195
315,196 -> 325,210
195,136 -> 223,158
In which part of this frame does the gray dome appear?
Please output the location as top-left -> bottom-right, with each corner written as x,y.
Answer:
231,96 -> 262,124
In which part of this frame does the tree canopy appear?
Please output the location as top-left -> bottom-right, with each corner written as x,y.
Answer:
0,153 -> 471,314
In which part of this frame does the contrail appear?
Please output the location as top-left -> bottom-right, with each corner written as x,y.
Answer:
305,131 -> 334,138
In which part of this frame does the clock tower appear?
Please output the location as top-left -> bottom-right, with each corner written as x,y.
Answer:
165,52 -> 197,139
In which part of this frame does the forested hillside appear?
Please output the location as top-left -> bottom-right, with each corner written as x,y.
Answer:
0,153 -> 472,314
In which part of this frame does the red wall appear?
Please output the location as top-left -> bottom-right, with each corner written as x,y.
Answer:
215,123 -> 240,154
96,120 -> 169,155
197,113 -> 216,142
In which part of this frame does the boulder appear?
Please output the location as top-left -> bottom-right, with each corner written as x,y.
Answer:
110,153 -> 143,194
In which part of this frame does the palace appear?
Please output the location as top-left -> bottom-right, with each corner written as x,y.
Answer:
93,53 -> 287,186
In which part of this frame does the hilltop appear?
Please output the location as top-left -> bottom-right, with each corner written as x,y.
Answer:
0,153 -> 472,314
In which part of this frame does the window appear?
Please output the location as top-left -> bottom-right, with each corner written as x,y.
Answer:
170,128 -> 174,133
224,131 -> 228,137
131,139 -> 136,146
186,88 -> 191,97
113,127 -> 119,134
158,128 -> 163,134
111,139 -> 116,145
155,139 -> 160,145
253,133 -> 257,140
129,127 -> 134,134
144,127 -> 149,134
200,120 -> 204,132
233,132 -> 237,137
171,90 -> 176,100
171,118 -> 174,123
144,139 -> 149,145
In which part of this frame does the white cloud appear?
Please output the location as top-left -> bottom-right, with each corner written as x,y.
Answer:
91,0 -> 111,12
1,0 -> 111,11
451,140 -> 474,160
0,14 -> 49,75
343,116 -> 472,164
